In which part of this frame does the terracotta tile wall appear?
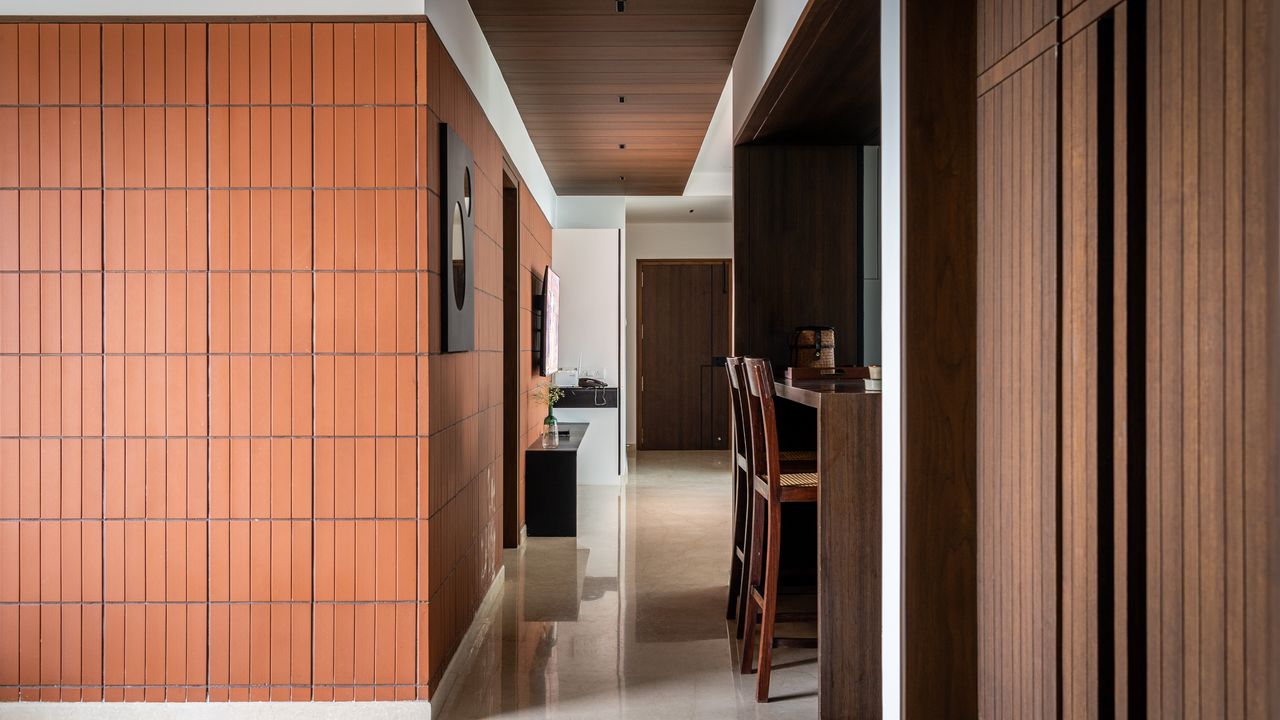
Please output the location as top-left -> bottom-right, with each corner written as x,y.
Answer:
420,23 -> 508,689
0,18 -> 552,703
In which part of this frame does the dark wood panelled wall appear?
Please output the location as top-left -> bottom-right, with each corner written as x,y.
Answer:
974,0 -> 1280,718
733,145 -> 860,368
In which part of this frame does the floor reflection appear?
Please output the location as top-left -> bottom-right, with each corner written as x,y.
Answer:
437,451 -> 819,720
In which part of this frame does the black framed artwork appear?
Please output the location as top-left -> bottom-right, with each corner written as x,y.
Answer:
442,124 -> 476,352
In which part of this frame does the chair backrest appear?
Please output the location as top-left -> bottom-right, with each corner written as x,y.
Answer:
742,357 -> 781,495
725,357 -> 748,461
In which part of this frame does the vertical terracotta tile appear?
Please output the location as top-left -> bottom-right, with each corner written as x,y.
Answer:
291,358 -> 311,438
248,23 -> 270,105
269,23 -> 291,105
334,439 -> 355,519
39,357 -> 61,438
249,438 -> 269,519
249,106 -> 270,189
334,271 -> 355,353
352,24 -> 374,105
17,108 -> 38,189
37,24 -> 58,104
0,192 -> 16,271
60,357 -> 82,438
163,23 -> 185,105
354,108 -> 375,188
38,190 -> 59,271
354,271 -> 375,352
375,603 -> 395,689
375,357 -> 395,438
354,604 -> 375,686
17,357 -> 38,439
0,25 -> 16,104
60,108 -> 82,189
354,440 -> 375,519
375,439 -> 395,520
375,107 -> 396,189
228,604 -> 249,690
142,106 -> 165,188
334,108 -> 355,188
268,602 -> 291,686
0,440 -> 16,519
334,519 -> 354,599
354,356 -> 375,437
395,23 -> 415,105
375,273 -> 396,353
0,275 -> 16,354
291,188 -> 311,272
333,602 -> 354,687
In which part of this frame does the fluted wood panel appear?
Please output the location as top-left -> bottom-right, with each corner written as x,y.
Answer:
977,44 -> 1058,720
977,0 -> 1279,718
977,0 -> 1057,74
1146,0 -> 1275,716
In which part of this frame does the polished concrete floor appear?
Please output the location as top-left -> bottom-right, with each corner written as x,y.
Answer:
436,451 -> 819,720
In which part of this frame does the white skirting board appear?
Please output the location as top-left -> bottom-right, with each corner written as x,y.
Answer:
2,569 -> 511,720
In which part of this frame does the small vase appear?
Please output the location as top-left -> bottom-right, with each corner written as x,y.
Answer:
541,412 -> 559,448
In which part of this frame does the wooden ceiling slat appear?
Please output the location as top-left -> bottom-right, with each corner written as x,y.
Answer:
490,45 -> 736,61
482,30 -> 744,47
496,59 -> 733,73
471,1 -> 754,195
472,14 -> 749,32
507,81 -> 726,94
470,0 -> 755,16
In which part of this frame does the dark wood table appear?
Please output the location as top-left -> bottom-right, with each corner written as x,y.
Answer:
774,379 -> 881,720
525,422 -> 589,537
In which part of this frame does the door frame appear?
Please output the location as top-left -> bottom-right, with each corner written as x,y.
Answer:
635,258 -> 733,450
500,158 -> 522,547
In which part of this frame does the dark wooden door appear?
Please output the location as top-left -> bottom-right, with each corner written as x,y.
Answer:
638,260 -> 731,450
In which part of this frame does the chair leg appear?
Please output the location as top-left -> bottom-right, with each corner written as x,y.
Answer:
755,502 -> 783,703
737,484 -> 752,635
740,492 -> 766,675
726,468 -> 744,621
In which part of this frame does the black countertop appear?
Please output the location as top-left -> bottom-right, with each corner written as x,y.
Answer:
526,422 -> 590,452
555,386 -> 619,409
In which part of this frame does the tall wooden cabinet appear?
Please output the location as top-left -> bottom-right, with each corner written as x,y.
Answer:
974,0 -> 1279,717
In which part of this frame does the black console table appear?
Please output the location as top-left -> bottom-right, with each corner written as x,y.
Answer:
525,422 -> 589,537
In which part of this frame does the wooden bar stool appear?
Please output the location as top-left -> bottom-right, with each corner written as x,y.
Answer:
725,358 -> 816,638
739,357 -> 818,703
724,357 -> 751,627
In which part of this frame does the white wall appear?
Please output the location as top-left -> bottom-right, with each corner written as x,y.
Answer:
556,196 -> 627,230
880,0 -> 902,717
624,221 -> 734,445
552,229 -> 625,484
730,0 -> 808,138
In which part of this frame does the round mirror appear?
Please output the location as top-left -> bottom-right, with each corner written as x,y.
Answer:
451,201 -> 466,310
463,167 -> 472,217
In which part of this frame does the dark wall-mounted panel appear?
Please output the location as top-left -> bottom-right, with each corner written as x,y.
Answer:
733,144 -> 859,368
442,124 -> 477,352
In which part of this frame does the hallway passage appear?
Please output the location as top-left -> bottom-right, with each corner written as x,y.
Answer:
435,451 -> 819,720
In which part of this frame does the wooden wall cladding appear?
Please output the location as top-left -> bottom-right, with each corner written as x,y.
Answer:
901,0 -> 979,716
975,0 -> 1279,717
732,144 -> 859,367
976,30 -> 1059,720
1145,0 -> 1275,715
0,18 -> 551,703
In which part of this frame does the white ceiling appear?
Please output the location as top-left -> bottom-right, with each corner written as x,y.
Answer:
625,196 -> 733,225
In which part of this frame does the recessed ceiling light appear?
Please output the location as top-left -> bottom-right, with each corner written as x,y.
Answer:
689,209 -> 695,213
619,175 -> 626,181
616,0 -> 626,12
618,144 -> 626,149
618,96 -> 626,103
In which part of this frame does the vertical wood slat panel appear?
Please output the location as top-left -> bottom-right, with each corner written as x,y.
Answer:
976,44 -> 1060,720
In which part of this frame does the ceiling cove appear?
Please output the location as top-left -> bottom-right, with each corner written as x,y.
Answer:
469,0 -> 755,196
